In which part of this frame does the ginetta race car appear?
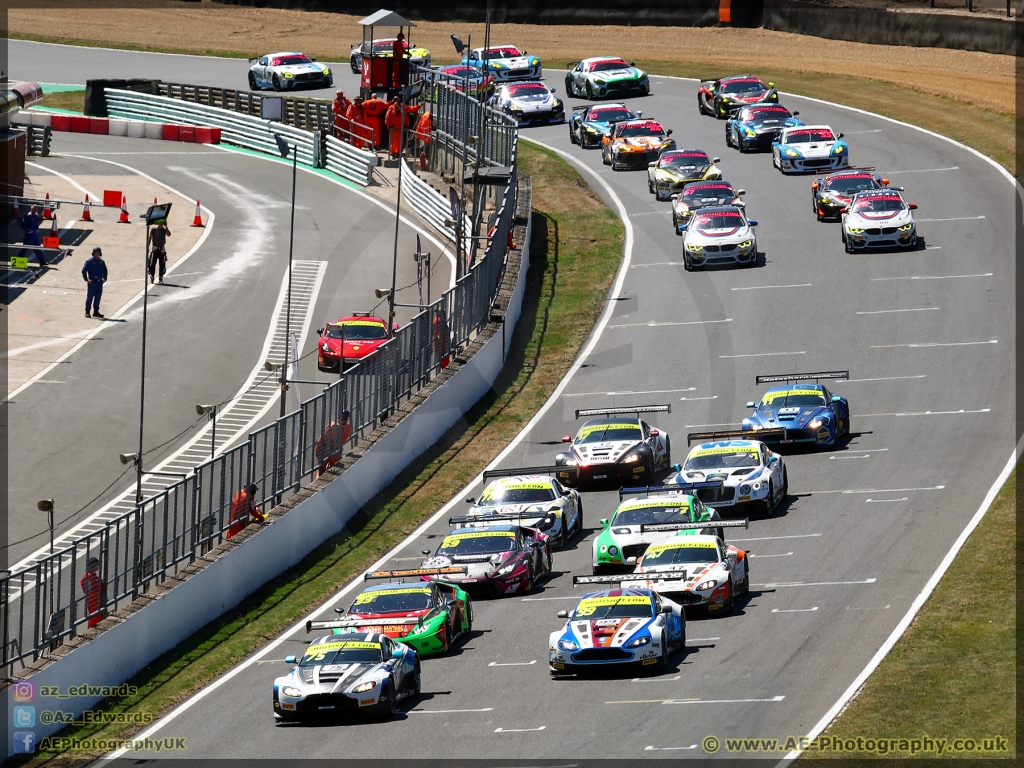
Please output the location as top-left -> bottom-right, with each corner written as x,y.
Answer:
554,405 -> 672,487
669,430 -> 788,517
646,149 -> 721,201
568,103 -> 638,148
671,181 -> 745,234
273,634 -> 419,721
812,168 -> 889,221
623,534 -> 750,614
592,486 -> 752,574
841,188 -> 919,252
725,103 -> 801,152
316,314 -> 397,373
489,81 -> 565,125
681,206 -> 759,270
772,125 -> 848,174
462,45 -> 541,81
420,525 -> 552,597
248,52 -> 332,92
564,57 -> 650,99
305,574 -> 472,656
549,586 -> 685,676
601,119 -> 675,170
349,38 -> 431,73
456,466 -> 583,549
742,371 -> 851,447
698,75 -> 779,118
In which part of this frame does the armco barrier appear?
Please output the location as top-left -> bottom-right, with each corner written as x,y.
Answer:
3,178 -> 532,758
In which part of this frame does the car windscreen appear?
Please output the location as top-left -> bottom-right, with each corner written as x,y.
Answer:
300,641 -> 382,666
587,107 -> 634,123
328,322 -> 388,340
372,41 -> 406,54
617,123 -> 664,138
853,196 -> 905,213
576,422 -> 643,444
786,129 -> 835,143
438,531 -> 517,555
642,542 -> 719,566
825,175 -> 879,194
574,595 -> 653,619
693,211 -> 744,229
272,56 -> 312,66
480,484 -> 557,503
350,588 -> 433,613
744,106 -> 791,122
760,389 -> 827,407
684,449 -> 760,470
682,185 -> 733,204
660,152 -> 709,171
442,67 -> 479,78
612,503 -> 692,526
590,59 -> 630,72
485,47 -> 522,58
721,79 -> 764,95
506,83 -> 549,97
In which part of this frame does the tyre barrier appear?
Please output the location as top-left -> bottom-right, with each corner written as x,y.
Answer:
16,109 -> 222,144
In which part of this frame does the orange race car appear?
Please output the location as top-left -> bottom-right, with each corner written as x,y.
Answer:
601,118 -> 676,171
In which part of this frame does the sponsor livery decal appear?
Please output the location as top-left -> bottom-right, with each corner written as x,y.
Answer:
353,588 -> 431,604
761,388 -> 824,403
441,531 -> 516,548
575,595 -> 652,616
691,445 -> 760,458
645,541 -> 718,557
619,499 -> 691,512
305,640 -> 378,655
577,423 -> 642,439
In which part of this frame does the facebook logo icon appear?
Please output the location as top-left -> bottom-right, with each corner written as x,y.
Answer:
13,731 -> 35,754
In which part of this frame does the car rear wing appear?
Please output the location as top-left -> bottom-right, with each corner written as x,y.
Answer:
575,404 -> 671,419
572,572 -> 689,587
364,566 -> 467,581
687,428 -> 788,445
755,370 -> 848,385
572,104 -> 590,111
448,513 -> 547,527
619,481 -> 723,501
305,615 -> 425,634
639,519 -> 748,534
481,465 -> 578,481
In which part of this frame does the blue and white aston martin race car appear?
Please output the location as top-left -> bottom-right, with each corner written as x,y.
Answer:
741,371 -> 851,447
772,125 -> 848,174
568,103 -> 639,148
248,51 -> 333,91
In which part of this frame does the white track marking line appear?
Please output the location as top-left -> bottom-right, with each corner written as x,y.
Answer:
730,283 -> 812,291
916,215 -> 985,222
680,395 -> 717,401
887,166 -> 959,174
720,351 -> 805,358
772,607 -> 819,613
761,579 -> 876,588
845,129 -> 882,134
803,485 -> 943,495
495,726 -> 546,733
660,696 -> 785,705
631,676 -> 681,682
871,272 -> 991,281
859,408 -> 990,417
750,552 -> 793,558
845,375 -> 925,382
865,498 -> 907,503
686,637 -> 720,642
521,595 -> 578,601
404,707 -> 495,714
645,745 -> 698,751
607,318 -> 731,328
25,161 -> 100,201
564,387 -> 695,397
488,660 -> 537,667
834,447 -> 888,452
856,307 -> 938,315
871,339 -> 996,348
829,455 -> 869,460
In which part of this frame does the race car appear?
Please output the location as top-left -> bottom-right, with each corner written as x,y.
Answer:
592,485 -> 751,574
305,573 -> 472,656
455,466 -> 583,550
248,52 -> 332,92
568,103 -> 638,148
681,205 -> 759,271
427,64 -> 494,100
549,585 -> 685,676
647,149 -> 721,201
419,524 -> 552,597
554,405 -> 672,487
601,119 -> 675,170
742,370 -> 851,447
772,125 -> 848,174
725,103 -> 802,152
668,429 -> 788,517
671,180 -> 745,235
812,168 -> 889,221
316,313 -> 398,373
622,534 -> 751,615
273,634 -> 419,721
698,75 -> 779,119
841,188 -> 919,253
349,38 -> 431,74
488,81 -> 565,126
564,57 -> 650,99
462,45 -> 541,81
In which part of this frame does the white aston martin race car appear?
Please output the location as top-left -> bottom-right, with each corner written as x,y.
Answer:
681,205 -> 759,270
668,429 -> 788,516
248,51 -> 333,91
841,188 -> 919,253
489,81 -> 565,125
554,405 -> 671,487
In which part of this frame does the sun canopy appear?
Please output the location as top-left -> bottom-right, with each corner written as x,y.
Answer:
358,9 -> 416,27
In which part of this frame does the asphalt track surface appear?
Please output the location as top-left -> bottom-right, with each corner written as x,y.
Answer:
22,43 -> 1017,759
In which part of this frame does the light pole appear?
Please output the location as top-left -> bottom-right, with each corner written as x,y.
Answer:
196,404 -> 217,459
36,499 -> 55,620
274,134 -> 298,417
386,112 -> 406,339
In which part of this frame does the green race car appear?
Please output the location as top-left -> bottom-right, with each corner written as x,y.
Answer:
306,568 -> 472,656
565,56 -> 650,99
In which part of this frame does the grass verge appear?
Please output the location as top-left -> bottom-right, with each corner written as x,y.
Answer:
20,141 -> 623,767
815,466 -> 1017,759
40,91 -> 85,113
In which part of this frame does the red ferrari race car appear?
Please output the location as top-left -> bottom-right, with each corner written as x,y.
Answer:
316,313 -> 398,373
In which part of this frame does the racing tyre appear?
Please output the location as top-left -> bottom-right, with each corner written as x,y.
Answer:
650,633 -> 669,674
585,82 -> 594,100
378,678 -> 398,719
441,615 -> 454,652
464,597 -> 474,635
569,125 -> 578,145
401,660 -> 422,697
350,56 -> 360,74
781,466 -> 789,499
725,127 -> 733,148
524,561 -> 535,592
722,580 -> 736,615
574,498 -> 584,538
763,481 -> 777,518
663,436 -> 671,469
739,139 -> 748,154
844,234 -> 855,254
683,253 -> 694,272
272,75 -> 282,92
248,72 -> 258,91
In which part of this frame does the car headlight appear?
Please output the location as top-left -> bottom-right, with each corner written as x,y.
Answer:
847,227 -> 865,234
562,458 -> 578,466
752,481 -> 762,491
686,243 -> 704,252
536,512 -> 557,531
695,580 -> 718,592
321,342 -> 332,351
282,72 -> 293,79
809,418 -> 827,429
622,454 -> 641,463
626,635 -> 652,648
281,686 -> 302,697
676,202 -> 690,212
558,638 -> 579,651
323,67 -> 331,75
719,97 -> 732,103
784,148 -> 800,157
898,223 -> 915,231
495,562 -> 518,576
584,126 -> 598,133
833,144 -> 845,155
594,78 -> 606,85
352,681 -> 376,693
744,128 -> 757,137
738,239 -> 754,249
656,171 -> 675,181
740,484 -> 751,495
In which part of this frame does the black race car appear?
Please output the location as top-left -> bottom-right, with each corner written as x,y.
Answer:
568,102 -> 638,148
811,168 -> 889,221
671,180 -> 745,235
698,75 -> 779,119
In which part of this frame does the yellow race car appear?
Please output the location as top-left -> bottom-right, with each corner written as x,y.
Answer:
350,38 -> 431,73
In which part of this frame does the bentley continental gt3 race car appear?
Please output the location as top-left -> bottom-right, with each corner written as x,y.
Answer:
698,75 -> 779,118
349,38 -> 431,73
841,188 -> 919,252
248,52 -> 332,91
812,168 -> 889,221
489,81 -> 565,125
681,205 -> 759,270
569,103 -> 638,148
317,313 -> 397,373
742,371 -> 851,447
671,180 -> 745,234
647,149 -> 721,201
420,524 -> 552,596
668,430 -> 788,517
305,573 -> 472,656
273,634 -> 419,721
602,119 -> 675,170
726,103 -> 801,152
455,466 -> 582,549
565,57 -> 650,99
554,405 -> 671,487
773,125 -> 848,174
549,586 -> 685,676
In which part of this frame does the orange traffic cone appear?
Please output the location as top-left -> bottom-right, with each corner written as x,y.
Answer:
42,193 -> 53,220
191,200 -> 204,227
81,195 -> 93,222
118,195 -> 130,224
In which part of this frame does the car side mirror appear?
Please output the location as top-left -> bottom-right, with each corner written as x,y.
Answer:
421,549 -> 432,555
738,189 -> 746,195
666,129 -> 673,136
599,518 -> 609,529
335,606 -> 345,614
811,182 -> 820,190
748,220 -> 758,227
772,141 -> 780,146
310,56 -> 317,62
909,203 -> 918,210
767,456 -> 778,466
792,110 -> 799,116
466,497 -> 475,503
557,610 -> 569,618
650,428 -> 659,436
839,206 -> 848,213
648,162 -> 657,168
392,648 -> 404,659
832,395 -> 842,402
284,655 -> 297,664
881,178 -> 890,185
712,157 -> 721,163
636,110 -> 643,117
561,435 -> 572,443
630,61 -> 636,66
746,401 -> 756,408
567,62 -> 579,69
660,605 -> 672,614
768,82 -> 776,88
316,327 -> 324,335
838,133 -> 844,139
